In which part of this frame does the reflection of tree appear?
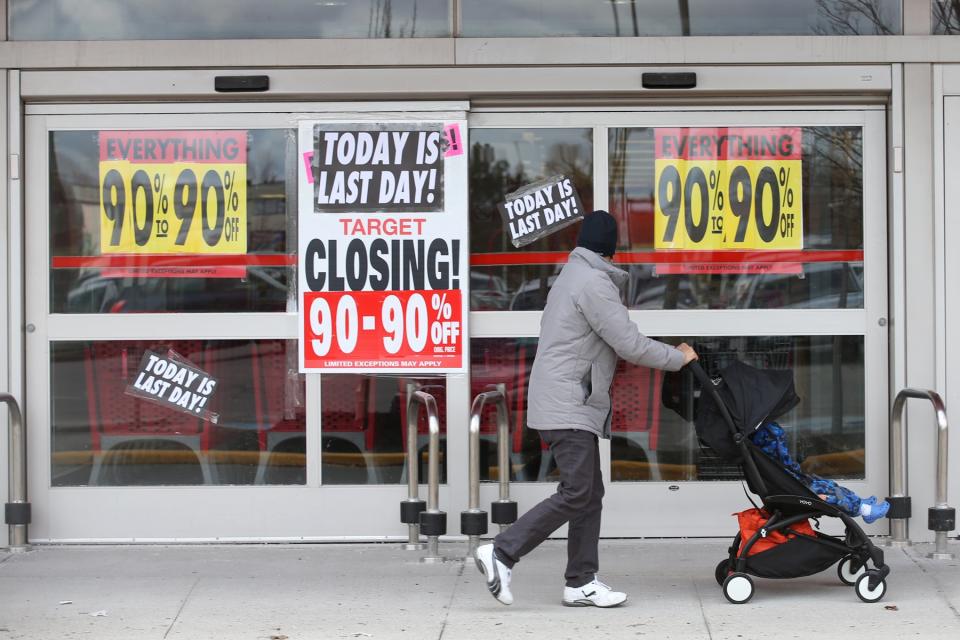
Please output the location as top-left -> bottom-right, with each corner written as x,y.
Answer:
468,142 -> 522,254
678,0 -> 691,36
813,0 -> 896,35
608,128 -> 629,218
609,0 -> 621,36
806,127 -> 863,250
933,1 -> 960,33
368,0 -> 418,38
469,136 -> 593,254
469,134 -> 593,308
545,142 -> 593,208
607,0 -> 642,36
543,139 -> 593,249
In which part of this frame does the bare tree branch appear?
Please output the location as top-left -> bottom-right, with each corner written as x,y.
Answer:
813,0 -> 895,35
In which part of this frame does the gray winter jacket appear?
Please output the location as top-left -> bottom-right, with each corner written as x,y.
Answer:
526,247 -> 686,438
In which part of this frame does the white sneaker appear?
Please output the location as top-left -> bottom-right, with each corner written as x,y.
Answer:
474,544 -> 513,605
562,578 -> 627,608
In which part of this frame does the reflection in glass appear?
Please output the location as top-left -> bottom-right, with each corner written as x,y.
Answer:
468,128 -> 593,310
607,126 -> 864,311
469,125 -> 865,311
10,0 -> 450,40
471,338 -> 540,482
933,0 -> 960,33
50,129 -> 295,313
473,335 -> 864,484
320,376 -> 447,485
461,0 -> 900,36
51,339 -> 305,486
614,335 -> 866,482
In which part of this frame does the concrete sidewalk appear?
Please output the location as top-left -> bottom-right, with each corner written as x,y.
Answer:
0,539 -> 958,640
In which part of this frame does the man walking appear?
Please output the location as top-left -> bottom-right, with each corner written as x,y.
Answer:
475,210 -> 697,607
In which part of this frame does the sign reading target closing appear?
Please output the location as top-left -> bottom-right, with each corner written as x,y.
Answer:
99,130 -> 247,255
654,127 -> 803,253
298,121 -> 469,373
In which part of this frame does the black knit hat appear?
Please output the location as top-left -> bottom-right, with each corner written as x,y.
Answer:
576,210 -> 618,257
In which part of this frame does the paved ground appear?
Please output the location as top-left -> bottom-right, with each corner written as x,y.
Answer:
0,539 -> 958,640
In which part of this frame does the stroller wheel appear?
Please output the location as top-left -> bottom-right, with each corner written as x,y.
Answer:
837,555 -> 867,586
715,559 -> 732,586
854,571 -> 887,603
722,573 -> 754,604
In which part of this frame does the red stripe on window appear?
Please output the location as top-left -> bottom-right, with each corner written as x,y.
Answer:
52,250 -> 865,269
470,250 -> 864,267
51,254 -> 296,268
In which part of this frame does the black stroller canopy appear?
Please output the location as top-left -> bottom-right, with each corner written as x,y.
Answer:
695,360 -> 800,461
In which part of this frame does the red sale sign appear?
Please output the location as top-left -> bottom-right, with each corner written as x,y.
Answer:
302,290 -> 462,369
298,120 -> 469,373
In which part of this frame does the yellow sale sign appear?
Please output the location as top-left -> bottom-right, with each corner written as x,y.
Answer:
654,128 -> 803,251
99,131 -> 247,254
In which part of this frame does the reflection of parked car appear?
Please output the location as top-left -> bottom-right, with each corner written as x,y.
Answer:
510,275 -> 558,310
630,281 -> 698,309
65,271 -> 124,313
511,272 -> 698,311
470,271 -> 511,310
64,267 -> 290,313
733,263 -> 863,309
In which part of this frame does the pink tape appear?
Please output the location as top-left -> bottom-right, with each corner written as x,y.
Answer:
444,123 -> 463,157
302,151 -> 315,183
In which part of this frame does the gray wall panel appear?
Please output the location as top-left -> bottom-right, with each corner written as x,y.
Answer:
902,63 -> 939,542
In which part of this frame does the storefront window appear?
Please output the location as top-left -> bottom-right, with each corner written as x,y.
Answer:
933,0 -> 960,32
611,335 -> 866,482
52,339 -> 450,487
320,376 -> 448,485
608,126 -> 864,310
471,338 -> 539,482
9,0 -> 450,40
461,0 -> 901,36
470,125 -> 864,312
471,335 -> 865,484
51,339 -> 305,486
50,129 -> 295,313
469,128 -> 593,311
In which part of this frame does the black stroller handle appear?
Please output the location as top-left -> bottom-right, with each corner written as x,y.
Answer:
685,361 -> 736,433
686,360 -> 712,388
683,359 -> 770,497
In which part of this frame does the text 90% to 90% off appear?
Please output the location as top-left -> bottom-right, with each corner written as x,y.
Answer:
657,164 -> 798,246
309,291 -> 461,357
102,168 -> 243,248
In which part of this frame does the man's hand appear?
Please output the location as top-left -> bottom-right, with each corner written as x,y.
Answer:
677,343 -> 698,365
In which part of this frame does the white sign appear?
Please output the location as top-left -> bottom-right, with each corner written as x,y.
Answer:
298,120 -> 469,373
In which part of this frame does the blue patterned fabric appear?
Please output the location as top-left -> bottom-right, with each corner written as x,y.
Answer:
750,422 -> 862,516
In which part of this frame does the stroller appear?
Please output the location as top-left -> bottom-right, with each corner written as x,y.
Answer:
688,360 -> 890,604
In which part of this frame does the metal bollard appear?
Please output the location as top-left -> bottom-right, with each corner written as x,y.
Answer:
885,388 -> 955,559
462,385 -> 509,558
417,390 -> 449,564
399,384 -> 427,551
2,393 -> 30,552
490,385 -> 518,532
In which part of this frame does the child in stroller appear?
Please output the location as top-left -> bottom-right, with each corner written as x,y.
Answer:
689,360 -> 891,604
751,422 -> 890,524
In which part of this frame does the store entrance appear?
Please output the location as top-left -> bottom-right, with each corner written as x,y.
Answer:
24,104 -> 469,541
468,108 -> 890,537
23,104 -> 888,541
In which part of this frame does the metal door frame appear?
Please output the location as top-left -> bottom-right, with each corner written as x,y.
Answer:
934,66 -> 960,527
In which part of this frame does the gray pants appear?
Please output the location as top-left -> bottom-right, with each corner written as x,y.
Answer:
494,428 -> 603,588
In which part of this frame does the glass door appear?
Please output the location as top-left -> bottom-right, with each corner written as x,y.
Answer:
469,108 -> 888,536
25,106 -> 466,541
